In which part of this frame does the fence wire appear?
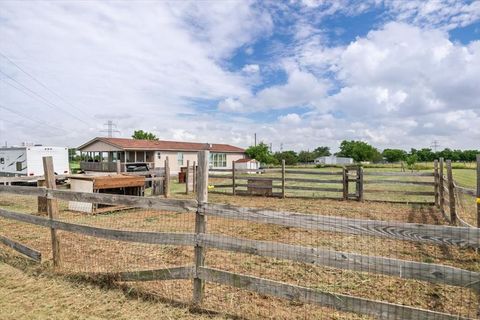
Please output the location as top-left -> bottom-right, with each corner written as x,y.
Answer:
0,166 -> 479,320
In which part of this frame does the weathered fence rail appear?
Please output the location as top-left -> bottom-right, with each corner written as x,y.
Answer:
0,152 -> 479,319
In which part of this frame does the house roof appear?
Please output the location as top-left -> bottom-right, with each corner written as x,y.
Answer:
78,137 -> 245,153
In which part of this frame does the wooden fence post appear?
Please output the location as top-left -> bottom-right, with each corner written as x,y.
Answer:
433,160 -> 439,207
186,160 -> 190,195
232,160 -> 236,196
193,150 -> 208,305
439,158 -> 444,214
42,156 -> 61,267
164,157 -> 170,198
116,160 -> 121,174
193,161 -> 197,193
37,179 -> 48,214
281,160 -> 285,199
342,167 -> 348,201
476,154 -> 480,228
356,166 -> 364,202
446,160 -> 457,225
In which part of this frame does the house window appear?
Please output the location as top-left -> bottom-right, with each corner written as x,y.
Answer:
177,152 -> 184,166
210,153 -> 227,168
157,152 -> 161,160
16,162 -> 23,171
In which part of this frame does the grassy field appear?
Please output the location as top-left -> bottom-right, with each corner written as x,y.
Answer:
0,261 -> 222,320
0,186 -> 478,319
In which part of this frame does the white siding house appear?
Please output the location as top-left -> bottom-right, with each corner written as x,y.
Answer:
314,156 -> 354,165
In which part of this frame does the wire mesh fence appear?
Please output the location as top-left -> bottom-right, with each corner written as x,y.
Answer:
0,153 -> 479,319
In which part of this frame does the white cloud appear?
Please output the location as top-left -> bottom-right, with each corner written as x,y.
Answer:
218,98 -> 244,112
242,64 -> 260,73
278,113 -> 302,124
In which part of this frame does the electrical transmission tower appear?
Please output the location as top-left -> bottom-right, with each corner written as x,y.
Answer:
101,120 -> 120,137
430,140 -> 440,152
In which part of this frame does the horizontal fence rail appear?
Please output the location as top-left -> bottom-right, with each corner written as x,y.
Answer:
0,208 -> 195,246
204,203 -> 480,248
0,234 -> 42,262
197,267 -> 469,320
0,185 -> 197,213
198,234 -> 479,291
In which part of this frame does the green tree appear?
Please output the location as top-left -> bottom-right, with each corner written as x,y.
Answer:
336,140 -> 381,162
313,146 -> 331,157
298,151 -> 316,163
382,149 -> 407,163
274,151 -> 298,165
132,130 -> 158,140
245,142 -> 277,165
405,154 -> 418,169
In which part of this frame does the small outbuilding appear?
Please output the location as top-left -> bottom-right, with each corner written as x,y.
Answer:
314,156 -> 353,165
235,158 -> 260,172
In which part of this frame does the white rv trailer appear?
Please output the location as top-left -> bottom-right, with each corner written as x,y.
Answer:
0,146 -> 70,177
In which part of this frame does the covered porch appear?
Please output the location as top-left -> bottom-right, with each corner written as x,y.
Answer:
79,150 -> 156,172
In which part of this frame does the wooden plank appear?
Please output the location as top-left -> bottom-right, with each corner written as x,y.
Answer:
456,186 -> 476,197
89,266 -> 194,282
198,234 -> 480,291
365,180 -> 435,186
203,203 -> 480,248
357,167 -> 364,202
198,267 -> 467,320
43,156 -> 61,267
50,189 -> 197,212
2,185 -> 196,212
284,185 -> 343,192
284,170 -> 343,176
281,160 -> 285,199
235,176 -> 282,181
364,172 -> 434,177
0,208 -> 195,246
209,174 -> 233,179
439,158 -> 445,215
232,161 -> 236,196
286,178 -> 343,184
477,154 -> 480,228
164,156 -> 170,198
186,160 -> 190,195
211,184 -> 234,188
434,160 -> 439,206
0,185 -> 45,196
0,234 -> 42,262
342,168 -> 348,201
446,160 -> 457,225
363,190 -> 435,196
193,150 -> 208,304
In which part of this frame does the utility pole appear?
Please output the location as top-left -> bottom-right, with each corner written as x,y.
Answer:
431,140 -> 440,152
101,120 -> 120,138
254,133 -> 257,146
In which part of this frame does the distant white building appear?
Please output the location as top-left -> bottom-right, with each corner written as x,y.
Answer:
314,156 -> 354,165
235,158 -> 260,173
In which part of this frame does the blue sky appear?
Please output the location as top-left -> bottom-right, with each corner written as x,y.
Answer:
0,0 -> 479,151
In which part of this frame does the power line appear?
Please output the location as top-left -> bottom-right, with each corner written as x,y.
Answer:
430,140 -> 440,152
0,102 -> 67,133
100,120 -> 120,137
0,51 -> 94,122
0,69 -> 90,126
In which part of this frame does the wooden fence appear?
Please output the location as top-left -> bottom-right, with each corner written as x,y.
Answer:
0,152 -> 479,319
435,156 -> 480,228
210,161 -> 438,204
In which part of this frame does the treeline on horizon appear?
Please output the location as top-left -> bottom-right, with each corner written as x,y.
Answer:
246,140 -> 480,165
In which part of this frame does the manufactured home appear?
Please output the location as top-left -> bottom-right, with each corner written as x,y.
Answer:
0,146 -> 70,177
77,137 -> 246,174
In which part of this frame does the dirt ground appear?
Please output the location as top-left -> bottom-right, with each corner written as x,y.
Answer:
0,191 -> 478,319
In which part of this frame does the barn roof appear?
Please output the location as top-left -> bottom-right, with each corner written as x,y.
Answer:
78,137 -> 245,153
